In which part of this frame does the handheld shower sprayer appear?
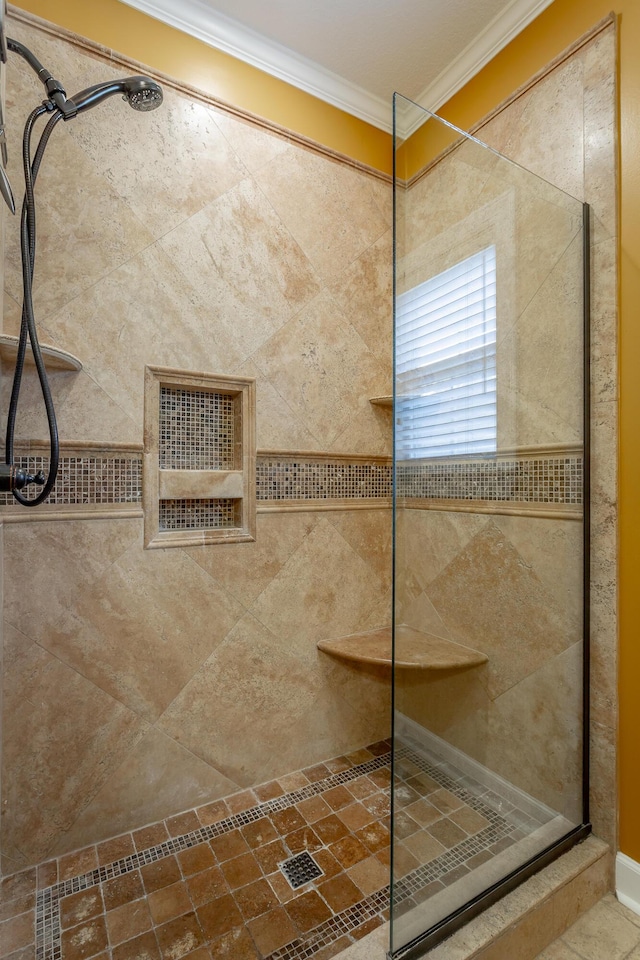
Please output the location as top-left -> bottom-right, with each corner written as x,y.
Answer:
68,77 -> 163,115
1,38 -> 163,504
4,38 -> 163,120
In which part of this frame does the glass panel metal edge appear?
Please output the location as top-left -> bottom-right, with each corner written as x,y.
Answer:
391,92 -> 589,957
388,824 -> 592,960
390,89 -> 401,959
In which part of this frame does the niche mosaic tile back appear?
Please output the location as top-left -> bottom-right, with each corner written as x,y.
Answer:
159,387 -> 235,471
158,498 -> 236,530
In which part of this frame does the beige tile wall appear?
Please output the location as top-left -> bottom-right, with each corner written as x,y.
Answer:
396,23 -> 617,846
0,10 -> 616,882
396,511 -> 584,820
478,23 -> 617,848
0,13 -> 393,873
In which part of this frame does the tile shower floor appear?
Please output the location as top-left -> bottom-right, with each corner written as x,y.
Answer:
0,739 -> 561,960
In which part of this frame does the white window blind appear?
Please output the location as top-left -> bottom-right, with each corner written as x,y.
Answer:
396,245 -> 497,459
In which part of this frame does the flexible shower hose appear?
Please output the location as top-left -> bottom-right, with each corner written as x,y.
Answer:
6,104 -> 63,505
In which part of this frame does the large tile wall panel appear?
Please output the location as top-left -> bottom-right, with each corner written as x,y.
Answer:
0,12 -> 392,872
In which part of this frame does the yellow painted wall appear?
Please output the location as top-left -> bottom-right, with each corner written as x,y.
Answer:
7,0 -> 391,173
7,0 -> 639,862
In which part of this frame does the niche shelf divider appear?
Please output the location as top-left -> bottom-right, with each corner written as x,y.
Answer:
144,365 -> 256,548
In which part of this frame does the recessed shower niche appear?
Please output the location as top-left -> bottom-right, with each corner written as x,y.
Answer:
143,365 -> 256,547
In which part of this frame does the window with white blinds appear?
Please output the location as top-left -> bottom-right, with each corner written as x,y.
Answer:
396,245 -> 497,459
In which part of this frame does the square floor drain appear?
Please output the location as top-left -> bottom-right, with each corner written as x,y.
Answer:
279,852 -> 323,889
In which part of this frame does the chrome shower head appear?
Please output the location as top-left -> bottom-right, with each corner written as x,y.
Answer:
67,76 -> 163,117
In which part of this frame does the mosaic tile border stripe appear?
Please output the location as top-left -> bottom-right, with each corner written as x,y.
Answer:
0,453 -> 583,508
397,456 -> 583,505
391,745 -> 550,908
257,454 -> 584,505
0,455 -> 142,505
256,456 -> 392,501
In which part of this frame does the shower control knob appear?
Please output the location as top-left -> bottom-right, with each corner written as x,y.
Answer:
16,469 -> 46,488
0,464 -> 46,491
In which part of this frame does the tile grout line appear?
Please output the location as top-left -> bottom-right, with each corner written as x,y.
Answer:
264,887 -> 390,960
32,742 -> 553,960
35,751 -> 392,960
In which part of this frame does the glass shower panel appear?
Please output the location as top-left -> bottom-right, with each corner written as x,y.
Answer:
391,93 -> 588,957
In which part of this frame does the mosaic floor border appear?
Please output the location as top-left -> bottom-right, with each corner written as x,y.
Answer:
35,750 -> 392,960
27,736 -> 562,960
392,743 -> 550,912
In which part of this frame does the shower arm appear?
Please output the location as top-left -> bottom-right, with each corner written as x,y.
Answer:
5,39 -> 164,119
0,37 -> 72,217
6,37 -> 75,118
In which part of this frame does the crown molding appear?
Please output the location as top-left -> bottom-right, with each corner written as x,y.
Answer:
415,0 -> 555,115
119,0 -> 554,135
117,0 -> 392,131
